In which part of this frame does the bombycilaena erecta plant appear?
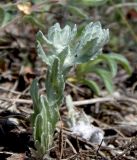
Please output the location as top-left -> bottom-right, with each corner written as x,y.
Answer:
30,22 -> 109,158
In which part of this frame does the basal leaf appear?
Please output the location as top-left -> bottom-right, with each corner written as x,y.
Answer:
30,79 -> 40,114
92,68 -> 113,93
34,114 -> 43,144
80,79 -> 100,95
99,54 -> 118,77
76,59 -> 102,77
109,53 -> 132,75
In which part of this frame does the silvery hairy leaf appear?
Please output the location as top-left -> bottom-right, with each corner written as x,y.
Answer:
63,22 -> 109,69
36,22 -> 109,72
47,23 -> 77,53
33,95 -> 59,156
30,79 -> 41,125
37,23 -> 77,54
45,57 -> 65,106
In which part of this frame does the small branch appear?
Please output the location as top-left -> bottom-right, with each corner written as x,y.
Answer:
0,86 -> 22,95
1,94 -> 137,106
0,97 -> 32,104
73,96 -> 137,106
73,97 -> 114,106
